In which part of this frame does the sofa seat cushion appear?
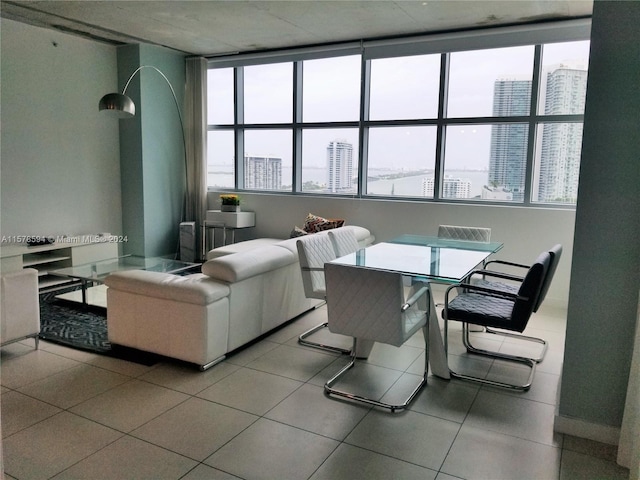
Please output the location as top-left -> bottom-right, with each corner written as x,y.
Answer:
105,271 -> 229,306
203,245 -> 296,283
206,238 -> 283,259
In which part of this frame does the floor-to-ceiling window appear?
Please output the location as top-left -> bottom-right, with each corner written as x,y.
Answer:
207,20 -> 590,207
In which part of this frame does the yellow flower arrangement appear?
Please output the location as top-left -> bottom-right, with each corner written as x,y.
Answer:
219,194 -> 240,206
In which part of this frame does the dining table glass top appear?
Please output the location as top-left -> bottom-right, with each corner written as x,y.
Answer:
390,234 -> 504,253
331,236 -> 503,283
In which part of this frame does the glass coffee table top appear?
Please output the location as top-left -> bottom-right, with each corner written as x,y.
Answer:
51,256 -> 200,308
51,255 -> 198,284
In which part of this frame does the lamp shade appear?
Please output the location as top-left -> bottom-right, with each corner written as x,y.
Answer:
98,93 -> 136,118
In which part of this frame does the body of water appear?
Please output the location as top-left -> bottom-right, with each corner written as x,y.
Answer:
209,166 -> 488,198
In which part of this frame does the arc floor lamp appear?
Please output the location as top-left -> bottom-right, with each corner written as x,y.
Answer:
99,65 -> 191,256
99,64 -> 188,193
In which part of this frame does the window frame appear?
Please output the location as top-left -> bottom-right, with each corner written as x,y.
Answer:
206,18 -> 591,208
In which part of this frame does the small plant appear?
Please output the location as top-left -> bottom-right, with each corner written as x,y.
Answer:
220,194 -> 240,206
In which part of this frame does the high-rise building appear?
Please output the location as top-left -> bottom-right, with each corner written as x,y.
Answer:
327,140 -> 354,193
423,176 -> 471,198
244,155 -> 282,190
488,64 -> 587,204
536,63 -> 587,203
488,77 -> 532,202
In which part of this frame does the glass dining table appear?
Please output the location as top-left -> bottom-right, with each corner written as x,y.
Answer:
329,235 -> 503,379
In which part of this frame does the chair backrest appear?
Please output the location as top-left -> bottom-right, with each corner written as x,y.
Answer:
438,224 -> 491,243
328,228 -> 359,257
325,263 -> 425,347
511,251 -> 551,331
296,233 -> 336,300
533,244 -> 562,312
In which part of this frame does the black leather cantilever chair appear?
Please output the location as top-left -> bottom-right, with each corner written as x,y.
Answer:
442,250 -> 551,391
473,244 -> 563,362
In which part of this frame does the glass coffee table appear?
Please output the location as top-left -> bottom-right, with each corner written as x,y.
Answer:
50,256 -> 199,307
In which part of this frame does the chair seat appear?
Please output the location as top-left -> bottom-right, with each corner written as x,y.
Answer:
473,279 -> 519,295
446,293 -> 523,331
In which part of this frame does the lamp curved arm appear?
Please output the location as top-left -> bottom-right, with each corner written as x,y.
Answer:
122,66 -> 187,172
99,65 -> 190,221
101,64 -> 187,167
120,66 -> 185,132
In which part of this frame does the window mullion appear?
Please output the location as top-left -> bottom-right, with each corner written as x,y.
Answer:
359,57 -> 371,197
523,44 -> 543,206
235,67 -> 245,189
434,52 -> 450,201
293,61 -> 303,192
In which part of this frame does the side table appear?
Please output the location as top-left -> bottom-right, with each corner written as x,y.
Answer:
203,210 -> 256,256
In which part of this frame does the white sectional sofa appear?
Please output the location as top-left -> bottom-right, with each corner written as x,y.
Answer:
104,225 -> 374,370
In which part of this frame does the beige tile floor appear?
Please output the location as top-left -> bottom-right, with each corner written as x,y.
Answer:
1,302 -> 630,480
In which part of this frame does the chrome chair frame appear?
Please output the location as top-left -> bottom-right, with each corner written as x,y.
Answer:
325,334 -> 429,412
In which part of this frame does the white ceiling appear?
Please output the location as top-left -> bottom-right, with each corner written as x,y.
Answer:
1,0 -> 593,56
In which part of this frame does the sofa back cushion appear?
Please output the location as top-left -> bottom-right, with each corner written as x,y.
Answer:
206,238 -> 283,260
202,245 -> 296,283
105,271 -> 229,306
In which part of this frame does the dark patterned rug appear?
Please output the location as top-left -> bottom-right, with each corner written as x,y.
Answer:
39,286 -> 160,365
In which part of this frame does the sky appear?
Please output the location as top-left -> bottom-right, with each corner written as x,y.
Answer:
207,40 -> 590,171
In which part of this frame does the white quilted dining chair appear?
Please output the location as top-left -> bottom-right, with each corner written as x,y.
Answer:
438,224 -> 491,243
296,233 -> 351,354
327,227 -> 359,258
323,262 -> 430,412
296,233 -> 335,301
437,224 -> 492,332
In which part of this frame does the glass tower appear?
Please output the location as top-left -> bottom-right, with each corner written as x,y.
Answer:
488,78 -> 532,202
327,140 -> 354,193
244,155 -> 282,190
537,64 -> 588,203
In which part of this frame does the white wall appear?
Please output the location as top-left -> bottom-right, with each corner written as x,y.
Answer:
0,19 -> 121,239
618,293 -> 640,477
557,0 -> 640,446
208,191 -> 575,306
